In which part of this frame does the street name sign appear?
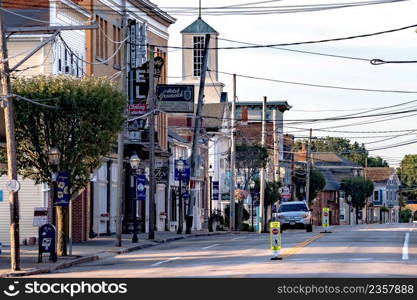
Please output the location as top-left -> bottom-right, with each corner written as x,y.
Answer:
6,179 -> 20,193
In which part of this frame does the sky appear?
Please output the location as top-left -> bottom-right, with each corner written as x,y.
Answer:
151,0 -> 417,167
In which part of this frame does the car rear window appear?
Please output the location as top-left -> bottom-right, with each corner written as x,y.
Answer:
278,203 -> 308,212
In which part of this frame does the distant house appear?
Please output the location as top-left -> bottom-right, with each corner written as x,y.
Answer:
312,152 -> 363,226
364,168 -> 400,223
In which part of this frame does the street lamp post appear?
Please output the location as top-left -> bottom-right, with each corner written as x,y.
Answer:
177,159 -> 184,234
208,165 -> 214,219
48,147 -> 61,226
250,180 -> 255,232
129,152 -> 140,243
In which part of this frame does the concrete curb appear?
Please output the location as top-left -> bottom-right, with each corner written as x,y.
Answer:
0,231 -> 249,277
0,255 -> 100,278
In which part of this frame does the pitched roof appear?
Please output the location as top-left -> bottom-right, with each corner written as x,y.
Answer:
312,152 -> 360,168
318,168 -> 359,191
181,17 -> 218,34
320,169 -> 340,191
168,129 -> 190,145
364,167 -> 396,183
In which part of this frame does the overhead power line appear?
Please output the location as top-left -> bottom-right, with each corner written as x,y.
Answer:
215,70 -> 417,94
218,37 -> 370,62
371,58 -> 417,65
288,127 -> 417,134
147,22 -> 417,50
160,0 -> 408,15
4,0 -> 406,16
368,138 -> 417,151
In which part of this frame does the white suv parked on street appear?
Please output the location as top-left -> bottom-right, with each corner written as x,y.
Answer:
276,201 -> 313,232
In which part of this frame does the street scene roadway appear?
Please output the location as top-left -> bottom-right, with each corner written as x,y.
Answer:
32,223 -> 417,278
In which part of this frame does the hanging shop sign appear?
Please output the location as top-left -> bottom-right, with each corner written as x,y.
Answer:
157,84 -> 194,113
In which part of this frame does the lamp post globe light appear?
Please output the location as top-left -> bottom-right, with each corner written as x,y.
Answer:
48,147 -> 61,226
177,159 -> 184,234
129,152 -> 140,171
48,147 -> 61,166
129,152 -> 141,243
250,180 -> 256,232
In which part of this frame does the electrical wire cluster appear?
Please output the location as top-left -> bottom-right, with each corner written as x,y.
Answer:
2,1 -> 417,161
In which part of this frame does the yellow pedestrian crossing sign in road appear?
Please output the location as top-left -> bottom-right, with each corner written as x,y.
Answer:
270,221 -> 282,260
270,222 -> 281,251
323,208 -> 330,228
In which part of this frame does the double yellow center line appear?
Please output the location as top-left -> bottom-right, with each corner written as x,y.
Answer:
281,233 -> 325,259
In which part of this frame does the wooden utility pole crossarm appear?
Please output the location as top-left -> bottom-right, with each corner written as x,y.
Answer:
0,1 -> 20,271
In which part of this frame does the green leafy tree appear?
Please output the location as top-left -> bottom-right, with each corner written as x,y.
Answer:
224,204 -> 249,230
340,177 -> 374,224
235,141 -> 268,229
293,167 -> 326,204
400,208 -> 413,223
264,181 -> 280,232
253,178 -> 280,232
367,156 -> 389,167
399,155 -> 417,187
235,142 -> 268,189
5,76 -> 125,256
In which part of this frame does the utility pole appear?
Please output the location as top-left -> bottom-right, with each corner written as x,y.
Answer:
229,73 -> 236,231
364,155 -> 368,224
259,96 -> 267,234
148,45 -> 156,240
306,128 -> 312,204
115,0 -> 128,247
186,34 -> 210,234
273,109 -> 279,183
0,1 -> 20,271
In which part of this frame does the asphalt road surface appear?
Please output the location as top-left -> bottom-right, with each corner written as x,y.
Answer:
33,222 -> 417,278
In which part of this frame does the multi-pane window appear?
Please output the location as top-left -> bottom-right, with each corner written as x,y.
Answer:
64,48 -> 69,73
193,36 -> 205,77
113,25 -> 121,67
57,43 -> 62,73
96,15 -> 108,60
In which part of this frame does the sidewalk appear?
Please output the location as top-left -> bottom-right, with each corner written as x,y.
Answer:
0,230 -> 232,278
